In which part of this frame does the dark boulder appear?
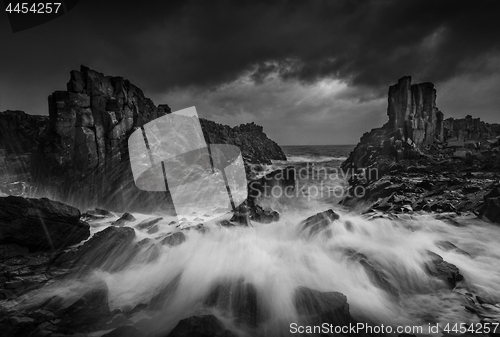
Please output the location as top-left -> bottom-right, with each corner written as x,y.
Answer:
346,250 -> 399,296
53,226 -> 137,272
204,278 -> 260,327
425,251 -> 463,288
479,184 -> 500,224
166,315 -> 237,337
149,273 -> 182,310
112,212 -> 136,227
294,286 -> 352,328
58,280 -> 110,328
300,209 -> 340,236
160,232 -> 186,247
136,217 -> 163,231
0,196 -> 90,250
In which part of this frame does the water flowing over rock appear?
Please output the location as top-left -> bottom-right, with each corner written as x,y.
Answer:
300,209 -> 340,236
53,226 -> 137,272
293,287 -> 352,328
0,196 -> 89,250
165,315 -> 237,337
204,278 -> 260,327
425,251 -> 464,288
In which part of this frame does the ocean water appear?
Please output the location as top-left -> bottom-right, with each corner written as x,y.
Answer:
260,145 -> 356,209
279,145 -> 353,165
19,144 -> 500,337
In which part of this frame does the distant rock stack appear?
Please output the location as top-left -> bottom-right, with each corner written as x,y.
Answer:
387,76 -> 444,148
342,76 -> 445,176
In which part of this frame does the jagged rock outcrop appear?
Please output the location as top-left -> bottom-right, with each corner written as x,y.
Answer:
13,66 -> 286,212
479,184 -> 500,224
342,76 -> 443,176
0,196 -> 90,250
31,66 -> 171,212
201,119 -> 285,165
387,77 -> 444,147
342,76 -> 500,180
0,110 -> 48,155
444,115 -> 500,142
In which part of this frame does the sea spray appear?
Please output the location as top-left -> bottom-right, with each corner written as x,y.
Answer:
19,207 -> 500,336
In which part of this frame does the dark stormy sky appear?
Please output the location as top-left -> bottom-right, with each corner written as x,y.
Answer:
1,0 -> 499,145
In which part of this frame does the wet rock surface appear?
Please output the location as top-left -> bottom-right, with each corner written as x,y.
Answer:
0,196 -> 90,250
53,226 -> 137,272
230,166 -> 295,226
425,251 -> 464,288
300,209 -> 340,236
294,286 -> 352,328
341,78 -> 499,220
479,184 -> 500,224
165,315 -> 238,337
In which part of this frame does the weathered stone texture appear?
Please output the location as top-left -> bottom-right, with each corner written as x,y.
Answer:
11,66 -> 286,212
444,115 -> 500,142
387,76 -> 443,148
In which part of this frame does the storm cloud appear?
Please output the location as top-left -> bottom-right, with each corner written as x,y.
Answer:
1,0 -> 499,144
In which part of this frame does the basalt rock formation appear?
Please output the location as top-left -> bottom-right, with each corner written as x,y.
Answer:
31,66 -> 171,212
444,115 -> 500,143
341,76 -> 500,217
0,66 -> 286,212
342,77 -> 444,176
387,76 -> 444,147
201,119 -> 285,166
342,76 -> 498,178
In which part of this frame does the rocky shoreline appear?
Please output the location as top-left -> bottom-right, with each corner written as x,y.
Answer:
341,76 -> 500,225
1,74 -> 500,336
0,66 -> 285,212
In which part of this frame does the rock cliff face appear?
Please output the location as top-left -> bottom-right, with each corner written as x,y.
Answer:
1,66 -> 286,212
0,111 -> 48,195
341,76 -> 500,177
31,66 -> 170,211
342,76 -> 443,175
387,76 -> 444,147
444,115 -> 500,142
201,119 -> 285,165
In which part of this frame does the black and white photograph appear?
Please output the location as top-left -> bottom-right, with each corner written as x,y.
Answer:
1,1 -> 500,336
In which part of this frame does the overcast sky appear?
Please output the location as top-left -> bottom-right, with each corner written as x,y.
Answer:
1,0 -> 499,145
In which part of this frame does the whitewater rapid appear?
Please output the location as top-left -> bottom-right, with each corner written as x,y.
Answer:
24,203 -> 500,337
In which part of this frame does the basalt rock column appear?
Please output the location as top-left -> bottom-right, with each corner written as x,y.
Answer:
33,66 -> 171,212
387,76 -> 443,148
